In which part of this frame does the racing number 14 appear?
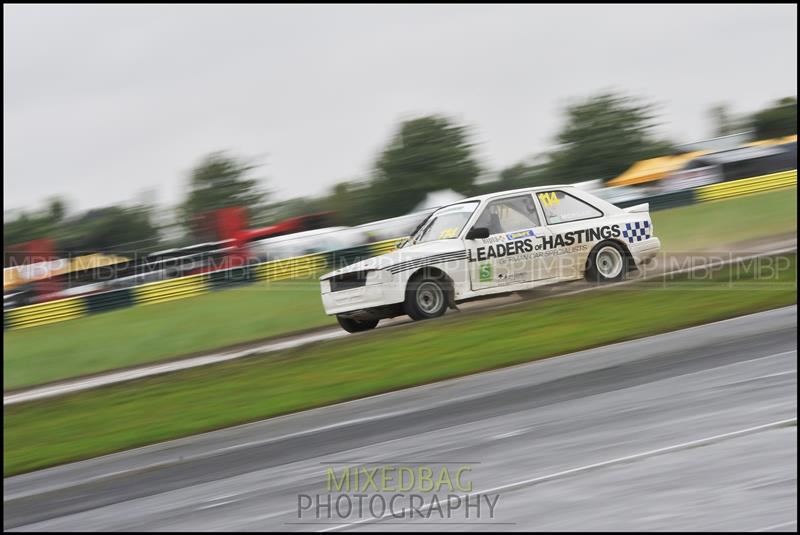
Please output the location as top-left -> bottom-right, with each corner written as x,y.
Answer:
538,191 -> 560,207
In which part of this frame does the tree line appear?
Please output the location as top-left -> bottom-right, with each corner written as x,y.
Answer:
4,91 -> 796,260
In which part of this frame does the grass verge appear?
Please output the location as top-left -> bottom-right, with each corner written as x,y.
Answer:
3,186 -> 796,389
3,280 -> 333,390
4,253 -> 796,476
653,186 -> 796,252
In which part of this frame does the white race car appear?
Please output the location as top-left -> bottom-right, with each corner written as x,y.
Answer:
320,185 -> 661,333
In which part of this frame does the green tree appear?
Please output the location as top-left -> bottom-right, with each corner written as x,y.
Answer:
546,92 -> 674,183
370,115 -> 481,217
4,199 -> 160,262
708,103 -> 749,137
3,196 -> 69,250
180,151 -> 269,231
3,211 -> 56,250
56,205 -> 160,255
750,97 -> 797,140
47,197 -> 67,222
498,161 -> 552,188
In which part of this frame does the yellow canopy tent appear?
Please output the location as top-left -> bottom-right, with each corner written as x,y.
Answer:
3,253 -> 129,292
744,134 -> 797,148
608,151 -> 707,187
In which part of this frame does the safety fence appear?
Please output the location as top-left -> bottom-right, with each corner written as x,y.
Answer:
3,239 -> 404,330
695,169 -> 797,202
3,169 -> 796,331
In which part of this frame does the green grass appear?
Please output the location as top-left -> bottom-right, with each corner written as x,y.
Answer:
653,187 -> 797,252
3,281 -> 334,389
4,253 -> 796,476
3,187 -> 797,390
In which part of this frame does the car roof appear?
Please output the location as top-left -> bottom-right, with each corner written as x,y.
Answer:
447,184 -> 575,206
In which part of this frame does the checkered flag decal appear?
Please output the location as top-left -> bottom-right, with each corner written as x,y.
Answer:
622,221 -> 651,243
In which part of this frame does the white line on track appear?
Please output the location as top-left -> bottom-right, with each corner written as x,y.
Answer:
319,417 -> 798,532
752,520 -> 798,532
195,499 -> 238,510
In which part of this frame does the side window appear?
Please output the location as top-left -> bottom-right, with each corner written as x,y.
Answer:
474,195 -> 540,235
537,190 -> 602,224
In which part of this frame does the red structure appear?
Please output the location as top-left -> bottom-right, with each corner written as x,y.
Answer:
3,238 -> 63,301
192,208 -> 334,272
4,209 -> 337,301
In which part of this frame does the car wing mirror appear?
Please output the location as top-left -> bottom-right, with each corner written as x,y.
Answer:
465,227 -> 490,240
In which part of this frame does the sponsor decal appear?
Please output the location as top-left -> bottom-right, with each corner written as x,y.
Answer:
539,224 -> 621,250
438,227 -> 459,239
497,271 -> 527,283
468,224 -> 621,262
621,221 -> 651,243
479,263 -> 493,282
538,191 -> 560,206
469,238 -> 535,262
506,229 -> 535,241
481,234 -> 506,244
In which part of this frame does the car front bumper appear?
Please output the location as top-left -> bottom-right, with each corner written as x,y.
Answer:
320,275 -> 405,316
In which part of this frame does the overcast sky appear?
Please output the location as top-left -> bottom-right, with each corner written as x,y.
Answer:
3,4 -> 797,214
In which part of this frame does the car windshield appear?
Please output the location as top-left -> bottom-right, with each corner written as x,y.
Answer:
410,202 -> 479,244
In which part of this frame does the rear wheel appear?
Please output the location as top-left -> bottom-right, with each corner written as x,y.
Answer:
404,275 -> 449,321
586,241 -> 628,283
336,315 -> 379,333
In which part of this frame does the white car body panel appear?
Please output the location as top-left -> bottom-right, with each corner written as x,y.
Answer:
320,185 -> 661,318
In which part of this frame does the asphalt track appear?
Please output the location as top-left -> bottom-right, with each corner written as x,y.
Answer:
5,237 -> 797,406
4,306 -> 797,531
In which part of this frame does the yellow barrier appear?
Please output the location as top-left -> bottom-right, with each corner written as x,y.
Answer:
134,273 -> 208,306
370,237 -> 404,256
5,296 -> 87,330
4,239 -> 406,330
696,170 -> 797,202
256,253 -> 329,282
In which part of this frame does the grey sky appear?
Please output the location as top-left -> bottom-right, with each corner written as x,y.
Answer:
3,4 -> 797,213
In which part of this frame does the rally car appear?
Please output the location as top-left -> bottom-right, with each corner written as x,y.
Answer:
320,185 -> 661,333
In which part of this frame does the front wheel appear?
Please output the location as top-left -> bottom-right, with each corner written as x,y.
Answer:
404,275 -> 449,321
336,315 -> 379,333
586,241 -> 629,283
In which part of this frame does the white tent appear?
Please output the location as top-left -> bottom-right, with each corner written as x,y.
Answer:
411,189 -> 466,212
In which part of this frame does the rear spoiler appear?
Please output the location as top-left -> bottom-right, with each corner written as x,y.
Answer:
623,203 -> 649,214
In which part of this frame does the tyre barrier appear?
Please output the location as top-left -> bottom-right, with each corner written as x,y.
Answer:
696,169 -> 797,202
3,238 -> 403,330
3,296 -> 87,330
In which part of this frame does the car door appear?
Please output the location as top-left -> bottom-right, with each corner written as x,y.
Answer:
466,193 -> 553,291
534,189 -> 607,280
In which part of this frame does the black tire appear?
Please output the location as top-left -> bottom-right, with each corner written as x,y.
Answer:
336,315 -> 379,333
404,274 -> 449,321
585,241 -> 629,283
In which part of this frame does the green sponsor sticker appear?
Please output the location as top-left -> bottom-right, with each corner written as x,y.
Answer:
479,263 -> 492,282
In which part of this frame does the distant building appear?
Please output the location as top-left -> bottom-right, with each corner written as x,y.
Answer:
676,132 -> 753,154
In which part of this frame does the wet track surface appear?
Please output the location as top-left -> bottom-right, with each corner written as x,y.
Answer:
4,306 -> 797,531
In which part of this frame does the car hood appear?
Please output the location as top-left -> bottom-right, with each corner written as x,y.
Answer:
319,240 -> 464,280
